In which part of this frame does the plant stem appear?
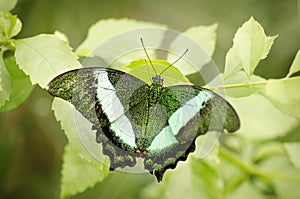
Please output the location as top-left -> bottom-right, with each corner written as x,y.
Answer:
205,78 -> 291,91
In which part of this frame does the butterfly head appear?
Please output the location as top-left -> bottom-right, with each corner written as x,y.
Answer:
151,75 -> 164,85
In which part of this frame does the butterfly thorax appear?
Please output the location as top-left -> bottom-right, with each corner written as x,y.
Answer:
149,76 -> 164,104
134,75 -> 166,151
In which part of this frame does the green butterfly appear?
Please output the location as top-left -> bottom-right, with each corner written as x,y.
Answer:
48,39 -> 240,181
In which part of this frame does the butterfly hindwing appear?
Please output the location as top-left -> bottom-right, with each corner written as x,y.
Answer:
140,85 -> 240,180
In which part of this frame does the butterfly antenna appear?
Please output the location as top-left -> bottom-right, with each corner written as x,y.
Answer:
144,59 -> 152,82
140,38 -> 157,75
159,48 -> 189,75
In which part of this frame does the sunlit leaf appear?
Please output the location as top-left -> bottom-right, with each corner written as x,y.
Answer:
287,50 -> 300,77
220,140 -> 300,199
264,76 -> 300,119
0,11 -> 22,39
0,55 -> 34,112
60,143 -> 108,199
142,138 -> 222,199
76,18 -> 167,57
123,59 -> 190,86
228,93 -> 299,140
224,47 -> 243,79
259,151 -> 300,199
225,181 -> 266,199
0,50 -> 10,107
181,23 -> 218,56
167,24 -> 217,76
276,124 -> 300,142
261,35 -> 277,59
284,142 -> 300,170
15,34 -> 81,88
232,17 -> 277,78
52,98 -> 109,198
143,157 -> 223,199
54,30 -> 70,44
0,0 -> 17,11
52,98 -> 109,167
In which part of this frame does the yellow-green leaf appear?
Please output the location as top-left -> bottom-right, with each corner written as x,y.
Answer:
0,55 -> 34,112
76,18 -> 166,57
284,142 -> 300,170
232,17 -> 277,78
52,98 -> 109,198
52,98 -> 109,166
0,50 -> 11,107
264,76 -> 300,119
123,59 -> 190,86
0,0 -> 17,11
228,93 -> 299,140
224,47 -> 243,80
287,50 -> 300,77
60,143 -> 108,199
15,34 -> 81,89
0,11 -> 22,39
167,24 -> 217,76
181,23 -> 218,57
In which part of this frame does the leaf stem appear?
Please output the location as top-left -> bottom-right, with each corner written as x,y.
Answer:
205,77 -> 292,91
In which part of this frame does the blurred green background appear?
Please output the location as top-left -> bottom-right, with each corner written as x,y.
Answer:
0,0 -> 299,198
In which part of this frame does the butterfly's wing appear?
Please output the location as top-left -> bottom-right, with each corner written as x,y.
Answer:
143,85 -> 240,181
48,67 -> 151,168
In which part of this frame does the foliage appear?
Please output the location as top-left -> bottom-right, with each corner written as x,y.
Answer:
1,1 -> 300,198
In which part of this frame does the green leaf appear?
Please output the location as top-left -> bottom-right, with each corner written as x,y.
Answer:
0,11 -> 22,39
224,47 -> 243,79
228,93 -> 299,141
284,142 -> 300,170
142,138 -> 222,199
189,156 -> 223,199
54,30 -> 70,44
60,143 -> 108,199
220,140 -> 300,199
258,150 -> 300,199
52,98 -> 109,197
232,17 -> 277,78
76,18 -> 167,57
0,50 -> 11,107
226,181 -> 266,199
52,98 -> 110,167
14,34 -> 81,89
0,0 -> 17,11
0,55 -> 34,112
123,59 -> 190,86
264,76 -> 300,119
276,124 -> 300,142
181,23 -> 218,56
142,157 -> 223,199
223,71 -> 265,98
167,24 -> 217,76
287,50 -> 300,77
